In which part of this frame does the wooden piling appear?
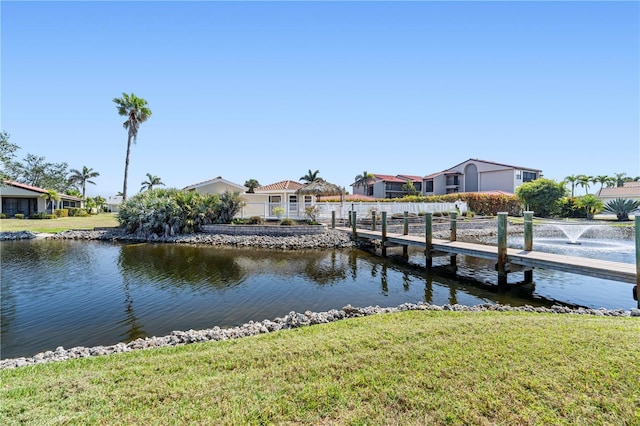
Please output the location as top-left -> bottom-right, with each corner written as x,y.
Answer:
523,211 -> 533,283
351,211 -> 357,239
381,211 -> 387,257
497,212 -> 508,287
331,211 -> 335,229
425,212 -> 433,270
371,211 -> 376,231
449,212 -> 457,271
403,211 -> 409,257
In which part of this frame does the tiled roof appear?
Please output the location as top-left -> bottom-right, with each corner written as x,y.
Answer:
396,174 -> 423,182
597,186 -> 640,198
256,180 -> 304,192
372,174 -> 409,183
2,180 -> 83,201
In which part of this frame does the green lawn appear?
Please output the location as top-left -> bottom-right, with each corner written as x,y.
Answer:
0,213 -> 119,233
2,311 -> 639,425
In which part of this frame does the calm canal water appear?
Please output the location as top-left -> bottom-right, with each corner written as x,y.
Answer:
1,237 -> 635,359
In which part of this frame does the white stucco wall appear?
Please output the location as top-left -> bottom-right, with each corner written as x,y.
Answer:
479,170 -> 515,193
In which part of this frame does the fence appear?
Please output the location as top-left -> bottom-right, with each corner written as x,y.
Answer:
240,201 -> 467,221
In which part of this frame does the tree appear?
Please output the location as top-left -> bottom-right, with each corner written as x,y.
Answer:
13,154 -> 70,192
515,178 -> 566,217
614,173 -> 628,187
354,171 -> 375,195
576,174 -> 592,195
0,131 -> 19,182
39,189 -> 61,214
564,175 -> 579,197
113,92 -> 152,201
300,169 -> 320,183
68,166 -> 100,198
93,195 -> 106,213
140,173 -> 165,192
593,175 -> 610,193
575,194 -> 604,220
244,179 -> 260,193
401,179 -> 418,196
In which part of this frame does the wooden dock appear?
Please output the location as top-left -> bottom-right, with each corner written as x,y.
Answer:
330,211 -> 639,307
339,227 -> 637,284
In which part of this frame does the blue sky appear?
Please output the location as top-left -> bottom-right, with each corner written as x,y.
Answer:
2,1 -> 639,198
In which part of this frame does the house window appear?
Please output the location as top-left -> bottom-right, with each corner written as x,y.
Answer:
523,172 -> 537,182
304,196 -> 313,207
289,195 -> 298,213
425,181 -> 434,192
516,171 -> 522,180
269,196 -> 282,216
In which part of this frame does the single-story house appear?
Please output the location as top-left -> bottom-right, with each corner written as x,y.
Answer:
423,159 -> 542,196
596,181 -> 640,204
183,176 -> 248,195
352,174 -> 423,199
0,180 -> 84,217
244,180 -> 312,218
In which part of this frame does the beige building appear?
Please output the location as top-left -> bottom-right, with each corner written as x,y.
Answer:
1,180 -> 84,217
596,181 -> 640,204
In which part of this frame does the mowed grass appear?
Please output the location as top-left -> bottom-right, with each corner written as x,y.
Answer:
0,213 -> 119,233
2,311 -> 639,425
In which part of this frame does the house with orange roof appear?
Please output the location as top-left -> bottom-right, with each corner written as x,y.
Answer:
246,180 -> 311,218
422,159 -> 542,196
1,180 -> 84,217
352,174 -> 423,199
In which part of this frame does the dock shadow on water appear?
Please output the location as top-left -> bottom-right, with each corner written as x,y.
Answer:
0,238 -> 633,359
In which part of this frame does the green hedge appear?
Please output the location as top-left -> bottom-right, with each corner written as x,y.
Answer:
54,208 -> 69,218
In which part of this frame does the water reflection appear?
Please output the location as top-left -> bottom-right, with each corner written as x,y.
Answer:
1,238 -> 634,360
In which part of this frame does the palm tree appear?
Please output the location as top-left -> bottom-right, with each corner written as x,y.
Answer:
564,175 -> 579,197
614,172 -> 628,187
113,92 -> 152,201
244,179 -> 260,193
68,166 -> 100,198
39,189 -> 61,214
300,169 -> 320,183
576,174 -> 592,195
354,171 -> 376,196
593,175 -> 610,193
140,173 -> 164,192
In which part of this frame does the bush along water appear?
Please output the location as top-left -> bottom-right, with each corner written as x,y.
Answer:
118,188 -> 244,237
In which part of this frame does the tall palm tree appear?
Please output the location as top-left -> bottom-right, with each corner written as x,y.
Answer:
68,166 -> 99,198
614,172 -> 628,187
564,175 -> 579,197
113,93 -> 152,201
300,169 -> 320,183
140,173 -> 164,192
354,171 -> 375,195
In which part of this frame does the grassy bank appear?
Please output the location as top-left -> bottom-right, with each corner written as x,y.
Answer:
2,311 -> 639,425
0,213 -> 119,233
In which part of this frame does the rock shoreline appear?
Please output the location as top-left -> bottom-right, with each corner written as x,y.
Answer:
2,302 -> 638,370
0,228 -> 354,250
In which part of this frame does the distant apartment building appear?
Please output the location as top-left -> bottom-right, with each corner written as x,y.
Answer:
422,159 -> 542,196
352,174 -> 423,199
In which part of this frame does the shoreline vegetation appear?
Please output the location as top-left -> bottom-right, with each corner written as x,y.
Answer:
1,306 -> 639,424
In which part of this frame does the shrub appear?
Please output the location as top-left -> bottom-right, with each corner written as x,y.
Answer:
231,218 -> 247,225
54,209 -> 69,218
557,197 -> 587,219
14,214 -> 24,219
0,213 -> 8,219
515,178 -> 566,217
280,218 -> 295,226
248,216 -> 264,225
604,198 -> 640,221
29,213 -> 55,220
433,212 -> 443,217
217,191 -> 245,224
272,207 -> 285,218
68,208 -> 89,217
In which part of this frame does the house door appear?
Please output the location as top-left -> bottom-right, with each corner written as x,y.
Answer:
269,196 -> 282,216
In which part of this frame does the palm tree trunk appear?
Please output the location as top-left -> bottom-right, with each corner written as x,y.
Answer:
123,133 -> 132,201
